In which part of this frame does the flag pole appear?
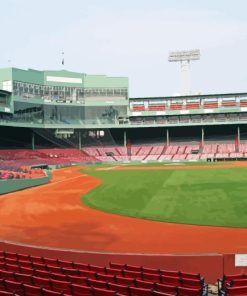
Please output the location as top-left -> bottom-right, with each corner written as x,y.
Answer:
61,51 -> 64,66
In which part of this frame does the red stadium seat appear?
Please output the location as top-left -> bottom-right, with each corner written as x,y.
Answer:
115,276 -> 135,286
180,272 -> 201,280
177,286 -> 201,296
79,270 -> 97,279
0,291 -> 18,296
154,283 -> 177,295
4,280 -> 24,295
6,264 -> 20,273
152,291 -> 174,296
73,263 -> 89,270
219,274 -> 246,290
161,276 -> 181,286
87,278 -> 108,289
142,267 -> 159,275
123,270 -> 142,279
17,254 -> 30,262
5,259 -> 18,266
34,269 -> 50,279
0,271 -> 15,281
14,273 -> 33,285
92,287 -> 116,296
108,282 -> 129,295
50,273 -> 68,282
97,273 -> 116,283
19,267 -> 33,276
224,286 -> 247,295
125,265 -> 142,272
106,268 -> 123,276
46,265 -> 62,274
67,275 -> 87,285
41,288 -> 63,296
70,284 -> 93,296
32,276 -> 51,289
5,253 -> 18,261
0,279 -> 6,291
109,262 -> 126,270
230,279 -> 247,287
62,268 -> 79,276
135,279 -> 154,289
89,265 -> 106,273
160,270 -> 179,278
181,278 -> 203,289
58,260 -> 74,269
129,286 -> 153,296
142,272 -> 161,282
44,258 -> 59,267
29,256 -> 44,264
50,279 -> 72,294
18,261 -> 33,269
32,263 -> 46,271
23,284 -> 42,296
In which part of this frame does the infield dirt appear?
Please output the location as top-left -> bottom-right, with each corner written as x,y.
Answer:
0,163 -> 247,253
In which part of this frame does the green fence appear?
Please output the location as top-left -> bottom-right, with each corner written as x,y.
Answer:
0,172 -> 51,195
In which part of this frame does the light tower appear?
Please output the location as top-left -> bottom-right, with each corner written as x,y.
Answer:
168,49 -> 200,96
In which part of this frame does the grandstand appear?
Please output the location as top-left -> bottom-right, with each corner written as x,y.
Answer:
0,67 -> 247,163
1,67 -> 247,295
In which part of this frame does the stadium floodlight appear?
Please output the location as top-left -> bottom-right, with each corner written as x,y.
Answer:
168,49 -> 200,95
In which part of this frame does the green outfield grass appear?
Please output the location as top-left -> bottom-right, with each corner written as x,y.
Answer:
81,165 -> 247,227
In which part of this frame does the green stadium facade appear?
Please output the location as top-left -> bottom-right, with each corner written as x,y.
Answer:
0,67 -> 247,148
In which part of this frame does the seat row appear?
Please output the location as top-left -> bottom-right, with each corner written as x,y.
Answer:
0,279 -> 117,295
0,266 -> 206,291
218,273 -> 247,295
0,253 -> 203,282
0,276 -> 206,296
0,251 -> 208,296
0,261 -> 205,287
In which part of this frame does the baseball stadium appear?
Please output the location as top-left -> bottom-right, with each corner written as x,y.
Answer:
0,65 -> 247,296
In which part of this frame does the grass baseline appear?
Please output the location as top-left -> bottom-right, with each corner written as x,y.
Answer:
80,164 -> 247,228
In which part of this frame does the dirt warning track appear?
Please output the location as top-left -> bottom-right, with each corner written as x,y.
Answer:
0,165 -> 247,254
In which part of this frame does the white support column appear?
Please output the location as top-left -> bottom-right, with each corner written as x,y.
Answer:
201,127 -> 204,147
180,61 -> 191,95
78,131 -> 82,150
166,129 -> 170,146
238,126 -> 241,145
124,130 -> 127,147
31,132 -> 35,151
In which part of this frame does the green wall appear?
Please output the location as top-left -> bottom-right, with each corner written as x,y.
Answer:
0,174 -> 51,195
12,68 -> 44,84
84,75 -> 128,88
0,68 -> 128,89
0,68 -> 12,89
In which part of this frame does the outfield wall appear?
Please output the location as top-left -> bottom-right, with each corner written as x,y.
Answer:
0,240 -> 245,283
0,172 -> 51,195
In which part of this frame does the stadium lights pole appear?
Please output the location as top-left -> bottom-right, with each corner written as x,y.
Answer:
168,49 -> 200,95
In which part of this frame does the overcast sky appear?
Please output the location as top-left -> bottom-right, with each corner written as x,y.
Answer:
1,0 -> 247,97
